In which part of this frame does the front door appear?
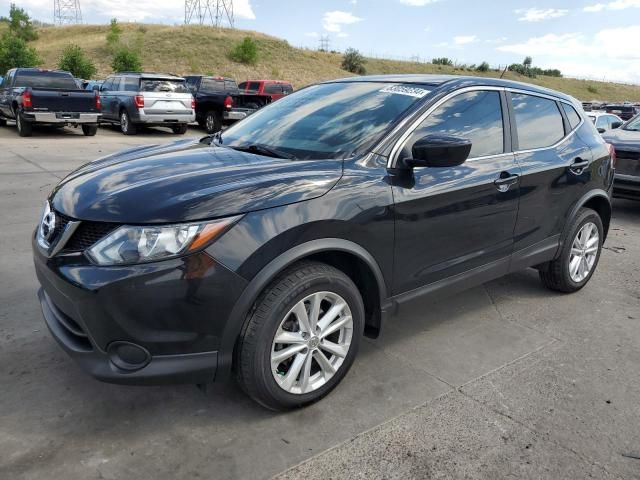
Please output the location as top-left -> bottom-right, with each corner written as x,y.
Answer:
391,89 -> 520,294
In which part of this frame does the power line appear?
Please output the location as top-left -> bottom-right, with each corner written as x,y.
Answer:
319,34 -> 329,52
185,0 -> 234,27
54,0 -> 82,25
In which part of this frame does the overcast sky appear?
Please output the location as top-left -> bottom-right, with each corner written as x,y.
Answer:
8,0 -> 640,84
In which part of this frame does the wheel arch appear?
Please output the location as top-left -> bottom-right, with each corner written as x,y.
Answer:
217,239 -> 389,380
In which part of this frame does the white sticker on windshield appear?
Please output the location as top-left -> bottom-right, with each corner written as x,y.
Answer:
379,85 -> 430,98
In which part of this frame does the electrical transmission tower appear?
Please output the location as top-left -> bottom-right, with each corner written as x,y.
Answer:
185,0 -> 234,27
54,0 -> 82,25
319,35 -> 330,52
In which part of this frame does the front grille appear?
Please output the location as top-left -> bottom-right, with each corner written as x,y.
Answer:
52,210 -> 120,252
616,150 -> 640,161
65,221 -> 120,251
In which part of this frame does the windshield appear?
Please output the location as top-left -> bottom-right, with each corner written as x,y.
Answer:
624,115 -> 640,131
139,79 -> 189,93
219,82 -> 430,160
15,72 -> 78,90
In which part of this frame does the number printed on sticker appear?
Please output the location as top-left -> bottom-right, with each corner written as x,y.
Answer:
379,85 -> 430,98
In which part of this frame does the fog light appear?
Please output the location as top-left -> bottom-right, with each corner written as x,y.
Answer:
107,341 -> 151,371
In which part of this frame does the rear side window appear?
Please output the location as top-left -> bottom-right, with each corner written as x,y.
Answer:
139,79 -> 189,93
511,93 -> 564,150
407,90 -> 504,159
561,103 -> 582,130
264,83 -> 282,94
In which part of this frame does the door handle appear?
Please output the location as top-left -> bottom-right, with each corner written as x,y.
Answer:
569,158 -> 590,174
494,172 -> 519,192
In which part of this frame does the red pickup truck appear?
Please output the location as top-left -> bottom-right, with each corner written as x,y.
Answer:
237,80 -> 293,101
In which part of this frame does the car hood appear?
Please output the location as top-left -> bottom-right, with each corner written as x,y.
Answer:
602,128 -> 640,151
50,138 -> 343,223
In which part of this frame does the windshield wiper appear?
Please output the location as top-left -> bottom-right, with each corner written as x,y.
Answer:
229,144 -> 296,160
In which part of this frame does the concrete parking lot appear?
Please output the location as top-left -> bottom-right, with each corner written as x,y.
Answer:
1,123 -> 639,479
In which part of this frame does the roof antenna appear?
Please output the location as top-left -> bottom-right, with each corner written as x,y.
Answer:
500,65 -> 508,79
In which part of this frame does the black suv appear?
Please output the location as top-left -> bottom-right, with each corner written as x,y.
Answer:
33,75 -> 613,410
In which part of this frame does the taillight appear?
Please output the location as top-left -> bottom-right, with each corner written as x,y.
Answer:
95,93 -> 101,111
224,95 -> 233,109
133,95 -> 144,109
22,91 -> 33,109
606,143 -> 616,168
191,96 -> 196,110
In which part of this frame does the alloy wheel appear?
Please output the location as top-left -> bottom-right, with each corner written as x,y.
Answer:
569,221 -> 599,283
271,291 -> 353,395
206,114 -> 216,133
120,112 -> 128,133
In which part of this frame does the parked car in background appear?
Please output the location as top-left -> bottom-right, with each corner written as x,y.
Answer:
605,103 -> 639,121
99,72 -> 195,135
185,75 -> 271,133
238,80 -> 294,101
0,68 -> 101,137
603,114 -> 640,200
588,111 -> 624,133
33,75 -> 613,410
83,80 -> 104,91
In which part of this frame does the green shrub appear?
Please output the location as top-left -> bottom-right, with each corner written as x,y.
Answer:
106,18 -> 122,51
476,61 -> 490,72
0,33 -> 40,74
432,57 -> 453,66
587,85 -> 599,94
58,44 -> 96,79
229,37 -> 258,65
341,48 -> 366,74
111,47 -> 142,72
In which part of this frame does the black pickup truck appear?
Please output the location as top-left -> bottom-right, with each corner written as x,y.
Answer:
184,75 -> 271,133
0,68 -> 101,137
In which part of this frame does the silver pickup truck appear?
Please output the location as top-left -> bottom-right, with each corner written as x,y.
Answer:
0,68 -> 101,137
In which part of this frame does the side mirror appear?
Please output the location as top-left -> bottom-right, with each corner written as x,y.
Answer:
611,121 -> 622,129
597,127 -> 606,134
403,135 -> 472,168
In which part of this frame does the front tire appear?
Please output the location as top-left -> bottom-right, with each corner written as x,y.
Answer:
16,112 -> 33,137
236,261 -> 364,411
539,208 -> 604,293
119,110 -> 137,135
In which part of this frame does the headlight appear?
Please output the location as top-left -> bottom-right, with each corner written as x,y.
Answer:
86,216 -> 241,266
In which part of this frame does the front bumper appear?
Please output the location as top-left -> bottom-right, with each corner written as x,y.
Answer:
25,112 -> 100,124
32,233 -> 247,385
613,173 -> 640,200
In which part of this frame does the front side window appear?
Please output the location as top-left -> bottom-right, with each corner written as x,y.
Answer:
596,116 -> 608,129
511,93 -> 565,150
101,77 -> 114,92
406,90 -> 504,159
123,77 -> 139,92
221,82 -> 428,160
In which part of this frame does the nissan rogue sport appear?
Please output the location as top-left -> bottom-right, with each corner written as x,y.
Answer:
33,75 -> 614,410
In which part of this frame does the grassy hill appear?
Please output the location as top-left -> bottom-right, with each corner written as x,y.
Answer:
30,23 -> 640,102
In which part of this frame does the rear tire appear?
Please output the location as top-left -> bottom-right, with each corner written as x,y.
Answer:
0,117 -> 7,127
119,110 -> 137,135
16,113 -> 32,137
172,124 -> 188,135
236,261 -> 364,411
82,124 -> 98,136
204,110 -> 221,134
539,208 -> 603,293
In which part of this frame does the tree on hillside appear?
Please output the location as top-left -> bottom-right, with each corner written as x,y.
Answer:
229,37 -> 258,65
342,48 -> 366,74
112,47 -> 142,72
523,56 -> 533,67
0,34 -> 40,74
58,44 -> 96,79
0,4 -> 38,41
106,18 -> 122,51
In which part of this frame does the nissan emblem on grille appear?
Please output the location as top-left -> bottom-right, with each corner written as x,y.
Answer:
40,203 -> 56,245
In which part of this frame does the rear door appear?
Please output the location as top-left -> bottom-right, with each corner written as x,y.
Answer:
392,88 -> 520,294
139,78 -> 192,115
510,92 -> 592,253
99,77 -> 116,120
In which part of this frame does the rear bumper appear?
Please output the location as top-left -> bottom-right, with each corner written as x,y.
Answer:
134,110 -> 195,125
25,112 -> 100,124
613,173 -> 640,199
223,108 -> 255,122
